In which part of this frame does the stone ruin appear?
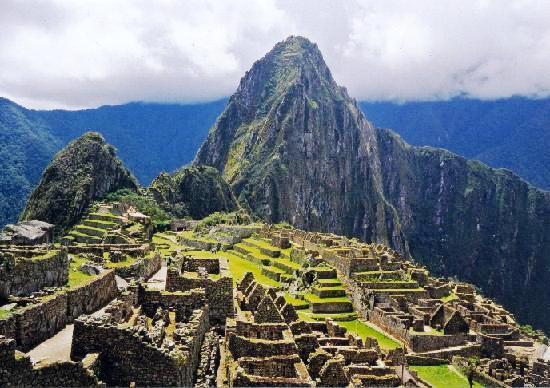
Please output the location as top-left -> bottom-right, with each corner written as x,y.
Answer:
219,272 -> 401,387
0,220 -> 55,246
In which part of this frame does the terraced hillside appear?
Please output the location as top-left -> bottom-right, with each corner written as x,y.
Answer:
155,228 -> 402,350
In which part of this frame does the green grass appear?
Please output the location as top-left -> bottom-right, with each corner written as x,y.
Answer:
105,255 -> 138,268
409,365 -> 483,388
0,308 -> 13,320
30,250 -> 59,261
303,293 -> 350,304
179,230 -> 217,243
442,292 -> 459,303
152,233 -> 180,256
67,254 -> 94,287
284,293 -> 309,309
224,251 -> 280,287
338,319 -> 402,350
89,212 -> 119,219
297,310 -> 357,322
316,278 -> 342,286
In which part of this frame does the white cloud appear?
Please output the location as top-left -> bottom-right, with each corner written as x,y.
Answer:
1,0 -> 549,108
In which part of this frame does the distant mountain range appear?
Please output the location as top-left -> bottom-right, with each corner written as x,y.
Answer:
0,93 -> 549,229
0,97 -> 225,227
360,98 -> 550,191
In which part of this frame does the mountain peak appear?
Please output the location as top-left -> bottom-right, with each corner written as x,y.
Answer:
21,131 -> 138,231
228,36 -> 340,118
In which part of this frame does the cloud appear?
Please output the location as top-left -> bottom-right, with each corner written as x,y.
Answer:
1,0 -> 549,108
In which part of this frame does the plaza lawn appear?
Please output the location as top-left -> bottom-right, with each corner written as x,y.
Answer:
409,365 -> 484,388
67,254 -> 94,287
219,251 -> 280,288
0,308 -> 12,320
338,319 -> 402,350
442,292 -> 460,303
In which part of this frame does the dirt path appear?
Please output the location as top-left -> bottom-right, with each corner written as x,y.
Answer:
147,264 -> 167,290
26,324 -> 74,363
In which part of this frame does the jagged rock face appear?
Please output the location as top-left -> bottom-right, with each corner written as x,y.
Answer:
195,36 -> 550,331
149,165 -> 238,219
21,132 -> 138,232
196,36 -> 408,253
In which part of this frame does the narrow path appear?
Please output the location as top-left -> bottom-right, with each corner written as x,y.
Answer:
147,264 -> 167,290
26,324 -> 74,363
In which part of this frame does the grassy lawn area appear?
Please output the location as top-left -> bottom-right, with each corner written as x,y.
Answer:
179,230 -> 217,243
410,365 -> 483,388
442,292 -> 459,303
153,233 -> 183,256
0,308 -> 13,320
303,293 -> 350,304
105,255 -> 138,268
297,310 -> 357,322
67,254 -> 94,287
338,319 -> 402,350
284,293 -> 309,309
223,251 -> 280,287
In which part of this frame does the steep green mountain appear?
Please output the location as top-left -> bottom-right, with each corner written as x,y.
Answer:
35,100 -> 226,184
0,99 -> 225,228
0,98 -> 63,229
150,165 -> 238,220
360,98 -> 550,190
21,132 -> 138,232
195,36 -> 550,331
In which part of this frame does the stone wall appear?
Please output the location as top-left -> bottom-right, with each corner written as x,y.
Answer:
140,288 -> 206,321
0,250 -> 68,298
181,257 -> 220,274
227,333 -> 299,359
66,270 -> 118,320
8,269 -> 118,351
0,337 -> 100,386
71,305 -> 209,386
408,334 -> 467,353
16,292 -> 68,351
0,314 -> 16,339
165,263 -> 234,325
114,252 -> 161,280
72,318 -> 187,385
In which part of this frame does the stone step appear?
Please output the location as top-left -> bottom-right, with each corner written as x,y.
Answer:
309,300 -> 353,314
260,266 -> 285,282
88,212 -> 124,224
69,231 -> 102,244
82,219 -> 118,230
360,280 -> 419,290
311,267 -> 337,279
74,225 -> 106,238
241,239 -> 281,258
352,270 -> 403,282
316,279 -> 342,287
272,258 -> 302,275
313,286 -> 346,298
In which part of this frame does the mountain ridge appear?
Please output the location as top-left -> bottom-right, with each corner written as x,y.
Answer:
21,132 -> 138,232
194,36 -> 550,331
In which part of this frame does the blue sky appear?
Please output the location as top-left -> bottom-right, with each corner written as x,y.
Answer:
1,0 -> 550,109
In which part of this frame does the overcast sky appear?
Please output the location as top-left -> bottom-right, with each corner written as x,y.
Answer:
2,0 -> 550,109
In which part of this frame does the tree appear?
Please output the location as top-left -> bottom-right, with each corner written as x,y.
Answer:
464,356 -> 480,388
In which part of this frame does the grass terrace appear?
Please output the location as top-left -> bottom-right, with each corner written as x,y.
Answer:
67,254 -> 95,287
338,319 -> 402,350
409,365 -> 483,388
442,292 -> 460,303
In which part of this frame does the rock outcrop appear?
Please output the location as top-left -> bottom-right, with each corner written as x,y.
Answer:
195,36 -> 550,331
149,165 -> 238,219
21,132 -> 138,232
